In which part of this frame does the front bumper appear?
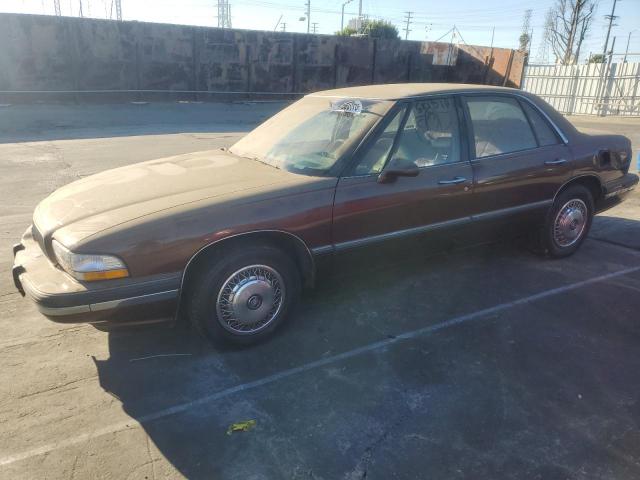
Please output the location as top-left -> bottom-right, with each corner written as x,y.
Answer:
12,226 -> 181,324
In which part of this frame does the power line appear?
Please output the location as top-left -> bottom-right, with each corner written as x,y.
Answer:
434,26 -> 455,43
232,0 -> 545,22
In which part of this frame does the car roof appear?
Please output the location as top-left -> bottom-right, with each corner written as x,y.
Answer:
307,83 -> 517,100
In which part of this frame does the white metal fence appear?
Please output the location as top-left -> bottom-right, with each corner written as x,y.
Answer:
522,62 -> 640,117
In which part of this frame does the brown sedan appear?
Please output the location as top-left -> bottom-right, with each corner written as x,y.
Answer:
12,83 -> 638,345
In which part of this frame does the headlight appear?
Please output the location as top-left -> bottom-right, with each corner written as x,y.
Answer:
52,240 -> 129,281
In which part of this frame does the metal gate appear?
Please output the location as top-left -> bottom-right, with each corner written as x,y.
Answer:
522,62 -> 640,117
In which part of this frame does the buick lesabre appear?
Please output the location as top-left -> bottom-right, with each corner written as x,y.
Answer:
12,83 -> 638,345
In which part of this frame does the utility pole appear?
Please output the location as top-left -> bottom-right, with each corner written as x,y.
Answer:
403,11 -> 413,40
281,22 -> 286,32
78,0 -> 83,17
114,0 -> 122,21
53,0 -> 61,15
608,36 -> 616,62
312,22 -> 319,34
623,30 -> 637,63
602,0 -> 619,60
341,0 -> 353,31
305,0 -> 310,34
358,0 -> 362,29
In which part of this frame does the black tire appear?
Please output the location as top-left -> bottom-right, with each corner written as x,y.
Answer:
187,244 -> 300,347
540,184 -> 594,258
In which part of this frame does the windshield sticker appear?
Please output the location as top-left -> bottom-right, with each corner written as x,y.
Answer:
331,99 -> 363,115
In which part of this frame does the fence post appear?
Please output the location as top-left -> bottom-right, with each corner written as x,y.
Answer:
135,38 -> 142,102
567,64 -> 580,115
246,44 -> 252,99
371,39 -> 377,84
63,18 -> 81,103
291,35 -> 298,93
192,27 -> 199,102
333,43 -> 339,87
630,63 -> 639,116
502,50 -> 514,86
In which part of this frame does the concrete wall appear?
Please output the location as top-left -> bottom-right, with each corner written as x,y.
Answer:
0,13 -> 525,103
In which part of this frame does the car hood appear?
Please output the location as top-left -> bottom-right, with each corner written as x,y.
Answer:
33,149 -> 303,242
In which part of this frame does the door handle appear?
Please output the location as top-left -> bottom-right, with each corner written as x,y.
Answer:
438,176 -> 466,185
544,158 -> 567,166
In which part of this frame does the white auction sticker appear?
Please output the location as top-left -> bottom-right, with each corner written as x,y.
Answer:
331,99 -> 363,115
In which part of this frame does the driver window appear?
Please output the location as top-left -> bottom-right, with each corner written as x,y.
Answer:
353,106 -> 406,176
387,97 -> 460,169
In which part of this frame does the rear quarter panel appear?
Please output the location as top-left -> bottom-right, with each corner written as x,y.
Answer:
569,132 -> 632,184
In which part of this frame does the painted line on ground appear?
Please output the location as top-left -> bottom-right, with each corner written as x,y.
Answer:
1,265 -> 639,467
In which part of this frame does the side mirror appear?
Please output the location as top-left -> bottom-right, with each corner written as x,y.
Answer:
377,166 -> 419,184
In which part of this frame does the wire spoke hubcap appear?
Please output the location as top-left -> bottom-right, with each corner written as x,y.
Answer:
216,265 -> 285,334
553,199 -> 588,247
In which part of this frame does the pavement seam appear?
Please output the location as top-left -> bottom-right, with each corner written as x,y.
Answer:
1,264 -> 639,468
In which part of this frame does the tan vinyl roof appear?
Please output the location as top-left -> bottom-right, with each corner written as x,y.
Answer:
308,83 -> 517,100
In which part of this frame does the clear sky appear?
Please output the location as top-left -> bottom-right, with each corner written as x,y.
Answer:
2,0 -> 640,63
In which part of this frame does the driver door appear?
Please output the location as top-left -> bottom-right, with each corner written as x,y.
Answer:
332,96 -> 474,251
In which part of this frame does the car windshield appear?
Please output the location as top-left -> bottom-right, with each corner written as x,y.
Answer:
229,96 -> 393,176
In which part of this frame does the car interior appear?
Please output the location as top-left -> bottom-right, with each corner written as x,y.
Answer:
355,98 -> 460,175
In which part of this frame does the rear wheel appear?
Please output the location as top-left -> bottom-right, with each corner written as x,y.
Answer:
540,185 -> 594,258
188,245 -> 300,346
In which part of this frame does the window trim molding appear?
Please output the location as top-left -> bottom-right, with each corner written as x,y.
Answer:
468,143 -> 561,163
339,91 -> 569,177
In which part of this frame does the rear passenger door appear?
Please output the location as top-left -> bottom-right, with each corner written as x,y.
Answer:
462,94 -> 573,227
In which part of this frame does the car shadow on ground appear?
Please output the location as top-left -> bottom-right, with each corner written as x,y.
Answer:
92,218 -> 640,479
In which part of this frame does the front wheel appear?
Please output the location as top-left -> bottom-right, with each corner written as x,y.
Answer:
188,245 -> 300,346
540,185 -> 594,258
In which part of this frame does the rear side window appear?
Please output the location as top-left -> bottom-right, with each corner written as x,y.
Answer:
521,101 -> 560,146
465,96 -> 537,158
